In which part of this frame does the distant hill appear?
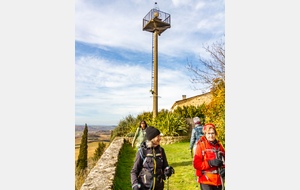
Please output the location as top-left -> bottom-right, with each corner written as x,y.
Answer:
75,125 -> 116,132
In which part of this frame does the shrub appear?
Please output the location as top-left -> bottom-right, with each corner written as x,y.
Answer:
110,114 -> 138,142
146,111 -> 189,136
93,142 -> 106,161
75,142 -> 108,190
125,131 -> 135,137
173,104 -> 206,125
136,111 -> 153,122
75,168 -> 88,190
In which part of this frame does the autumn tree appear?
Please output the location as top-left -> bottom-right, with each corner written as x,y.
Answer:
187,38 -> 225,147
76,123 -> 88,169
204,78 -> 225,147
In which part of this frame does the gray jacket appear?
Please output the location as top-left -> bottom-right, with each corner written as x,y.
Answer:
190,124 -> 204,149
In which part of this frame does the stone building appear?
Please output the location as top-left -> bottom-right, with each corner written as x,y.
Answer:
170,92 -> 213,111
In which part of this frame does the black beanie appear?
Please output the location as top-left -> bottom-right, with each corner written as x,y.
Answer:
146,126 -> 160,141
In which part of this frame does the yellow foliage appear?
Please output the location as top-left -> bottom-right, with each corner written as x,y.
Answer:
204,79 -> 225,147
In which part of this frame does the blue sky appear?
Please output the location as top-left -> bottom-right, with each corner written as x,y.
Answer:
75,0 -> 225,125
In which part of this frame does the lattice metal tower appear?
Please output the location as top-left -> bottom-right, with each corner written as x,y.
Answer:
143,2 -> 171,118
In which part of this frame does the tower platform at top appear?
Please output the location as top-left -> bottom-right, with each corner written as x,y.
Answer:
142,8 -> 171,35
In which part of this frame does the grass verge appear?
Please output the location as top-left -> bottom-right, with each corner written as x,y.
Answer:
114,143 -> 137,190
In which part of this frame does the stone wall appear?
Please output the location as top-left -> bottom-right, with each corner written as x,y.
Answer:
124,135 -> 189,146
80,137 -> 124,190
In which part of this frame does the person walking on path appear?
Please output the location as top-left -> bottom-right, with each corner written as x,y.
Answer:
132,120 -> 148,148
190,117 -> 204,155
193,123 -> 225,190
130,126 -> 173,190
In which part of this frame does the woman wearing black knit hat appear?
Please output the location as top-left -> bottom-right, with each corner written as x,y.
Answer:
130,126 -> 174,190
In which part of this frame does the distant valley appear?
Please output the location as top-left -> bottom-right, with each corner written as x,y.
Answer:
75,125 -> 116,132
75,125 -> 116,161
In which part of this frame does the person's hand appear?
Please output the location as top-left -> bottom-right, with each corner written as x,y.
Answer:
207,159 -> 223,167
132,145 -> 134,148
220,168 -> 225,178
189,149 -> 192,152
164,166 -> 175,177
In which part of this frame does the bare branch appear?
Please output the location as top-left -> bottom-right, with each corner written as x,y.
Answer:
186,37 -> 225,90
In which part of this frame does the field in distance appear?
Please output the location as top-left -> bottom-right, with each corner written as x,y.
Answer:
75,125 -> 115,161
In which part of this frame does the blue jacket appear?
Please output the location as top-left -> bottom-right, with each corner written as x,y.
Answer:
190,124 -> 204,149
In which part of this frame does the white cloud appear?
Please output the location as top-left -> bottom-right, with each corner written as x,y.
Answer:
195,2 -> 205,10
197,19 -> 208,29
171,0 -> 193,7
75,56 -> 203,124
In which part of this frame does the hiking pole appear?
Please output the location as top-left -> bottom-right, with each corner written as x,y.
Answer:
164,166 -> 174,190
166,176 -> 169,190
220,152 -> 225,190
218,167 -> 224,190
190,149 -> 198,187
215,151 -> 225,190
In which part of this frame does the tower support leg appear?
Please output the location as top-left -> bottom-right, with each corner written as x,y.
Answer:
153,30 -> 158,118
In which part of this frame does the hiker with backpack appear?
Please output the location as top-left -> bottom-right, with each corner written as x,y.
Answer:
131,126 -> 174,190
189,117 -> 204,155
132,120 -> 148,148
193,123 -> 225,190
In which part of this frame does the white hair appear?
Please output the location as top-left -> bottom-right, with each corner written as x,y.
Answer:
146,139 -> 155,148
193,117 -> 201,123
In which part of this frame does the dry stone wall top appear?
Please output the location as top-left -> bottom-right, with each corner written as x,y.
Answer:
124,135 -> 189,146
80,137 -> 124,190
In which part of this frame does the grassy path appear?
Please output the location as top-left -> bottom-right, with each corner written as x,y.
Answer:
114,141 -> 201,190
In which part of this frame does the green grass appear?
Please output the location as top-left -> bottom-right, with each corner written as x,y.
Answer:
114,141 -> 201,190
114,143 -> 137,190
163,141 -> 200,190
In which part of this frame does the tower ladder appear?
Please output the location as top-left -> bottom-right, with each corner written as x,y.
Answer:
151,32 -> 154,92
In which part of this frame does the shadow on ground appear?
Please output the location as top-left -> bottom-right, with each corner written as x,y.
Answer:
171,161 -> 193,167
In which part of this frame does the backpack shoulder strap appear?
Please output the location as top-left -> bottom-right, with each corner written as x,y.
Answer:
158,146 -> 163,158
199,139 -> 206,156
195,127 -> 199,138
138,148 -> 151,171
138,148 -> 143,159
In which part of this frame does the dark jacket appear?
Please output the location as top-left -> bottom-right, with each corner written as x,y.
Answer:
131,141 -> 169,190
